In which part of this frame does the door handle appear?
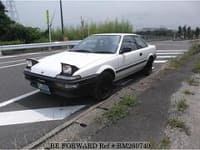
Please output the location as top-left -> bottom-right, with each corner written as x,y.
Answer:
140,53 -> 143,56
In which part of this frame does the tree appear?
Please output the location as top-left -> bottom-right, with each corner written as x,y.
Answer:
183,25 -> 187,39
195,27 -> 200,39
0,0 -> 5,11
187,26 -> 192,39
0,1 -> 42,43
177,26 -> 183,38
0,1 -> 15,40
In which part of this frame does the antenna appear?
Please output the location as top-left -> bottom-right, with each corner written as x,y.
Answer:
5,0 -> 20,22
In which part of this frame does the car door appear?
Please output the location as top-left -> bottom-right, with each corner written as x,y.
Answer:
116,35 -> 146,80
134,36 -> 149,60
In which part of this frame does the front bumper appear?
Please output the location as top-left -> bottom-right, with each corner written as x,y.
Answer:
24,70 -> 98,97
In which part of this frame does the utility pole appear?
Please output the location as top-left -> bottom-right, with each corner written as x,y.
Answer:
46,10 -> 51,43
80,16 -> 84,39
59,0 -> 64,41
5,0 -> 20,22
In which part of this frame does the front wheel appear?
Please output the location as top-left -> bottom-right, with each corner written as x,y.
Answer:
92,72 -> 113,101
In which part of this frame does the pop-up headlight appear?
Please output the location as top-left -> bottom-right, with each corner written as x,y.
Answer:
61,63 -> 78,76
26,59 -> 38,68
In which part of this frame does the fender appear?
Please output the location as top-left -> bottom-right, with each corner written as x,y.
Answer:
96,65 -> 116,78
147,53 -> 156,61
146,45 -> 156,61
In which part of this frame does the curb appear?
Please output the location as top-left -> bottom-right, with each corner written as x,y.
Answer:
23,63 -> 169,149
23,99 -> 110,149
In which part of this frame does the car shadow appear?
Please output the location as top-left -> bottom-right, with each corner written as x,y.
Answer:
113,71 -> 146,93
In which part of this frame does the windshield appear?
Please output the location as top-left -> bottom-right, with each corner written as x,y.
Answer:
71,35 -> 121,54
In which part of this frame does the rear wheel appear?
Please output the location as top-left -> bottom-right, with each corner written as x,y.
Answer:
92,72 -> 113,101
143,58 -> 153,76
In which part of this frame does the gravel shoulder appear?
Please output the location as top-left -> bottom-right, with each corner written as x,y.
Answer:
165,73 -> 200,149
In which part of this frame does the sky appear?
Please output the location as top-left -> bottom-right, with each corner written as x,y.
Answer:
2,0 -> 200,30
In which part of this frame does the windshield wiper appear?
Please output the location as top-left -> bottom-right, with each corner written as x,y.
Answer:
69,49 -> 92,53
93,51 -> 113,54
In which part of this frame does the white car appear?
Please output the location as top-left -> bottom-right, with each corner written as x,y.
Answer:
24,33 -> 156,100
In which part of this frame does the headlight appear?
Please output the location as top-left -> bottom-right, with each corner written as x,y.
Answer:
26,59 -> 32,67
62,64 -> 72,74
26,59 -> 38,68
61,63 -> 78,76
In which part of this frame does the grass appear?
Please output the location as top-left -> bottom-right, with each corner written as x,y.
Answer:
159,136 -> 170,149
187,77 -> 199,86
52,19 -> 133,40
169,43 -> 200,69
1,19 -> 133,45
104,95 -> 139,123
168,118 -> 190,135
103,104 -> 128,123
183,89 -> 194,95
168,118 -> 186,129
192,60 -> 200,73
119,95 -> 139,107
169,58 -> 182,69
0,40 -> 24,45
177,98 -> 188,112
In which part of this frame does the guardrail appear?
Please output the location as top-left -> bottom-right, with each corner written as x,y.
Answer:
0,40 -> 80,51
0,40 -> 81,55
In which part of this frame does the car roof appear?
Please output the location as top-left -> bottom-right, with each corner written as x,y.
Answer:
93,33 -> 138,36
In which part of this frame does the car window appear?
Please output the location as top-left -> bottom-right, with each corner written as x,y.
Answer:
135,36 -> 148,48
71,35 -> 121,54
120,36 -> 138,51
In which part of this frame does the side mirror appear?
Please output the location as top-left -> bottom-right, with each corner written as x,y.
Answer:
120,47 -> 132,54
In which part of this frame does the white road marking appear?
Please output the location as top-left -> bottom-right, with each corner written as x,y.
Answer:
0,90 -> 39,108
154,60 -> 168,64
0,62 -> 26,69
0,105 -> 85,126
156,52 -> 183,55
157,50 -> 187,53
155,43 -> 188,46
157,56 -> 177,59
155,50 -> 185,64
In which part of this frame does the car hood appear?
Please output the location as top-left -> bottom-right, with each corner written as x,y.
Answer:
31,51 -> 113,77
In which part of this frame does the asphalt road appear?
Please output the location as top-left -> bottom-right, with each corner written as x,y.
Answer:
0,40 -> 191,149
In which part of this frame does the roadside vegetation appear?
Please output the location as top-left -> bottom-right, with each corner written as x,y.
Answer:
177,98 -> 188,112
169,43 -> 200,69
183,89 -> 194,95
52,19 -> 133,40
103,95 -> 140,123
0,1 -> 45,45
159,136 -> 171,149
168,118 -> 189,135
187,77 -> 199,86
192,59 -> 200,73
167,95 -> 191,136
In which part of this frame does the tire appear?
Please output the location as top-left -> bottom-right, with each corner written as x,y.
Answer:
92,72 -> 113,101
142,58 -> 153,76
